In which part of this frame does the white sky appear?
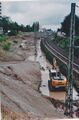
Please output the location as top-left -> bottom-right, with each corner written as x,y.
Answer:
1,0 -> 79,30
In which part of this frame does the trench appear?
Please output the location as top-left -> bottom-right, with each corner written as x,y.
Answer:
28,39 -> 79,101
28,38 -> 79,117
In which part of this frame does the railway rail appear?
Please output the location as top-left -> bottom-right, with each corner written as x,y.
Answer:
42,38 -> 79,75
39,39 -> 79,118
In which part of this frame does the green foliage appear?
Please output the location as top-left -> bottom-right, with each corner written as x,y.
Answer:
0,16 -> 39,34
53,36 -> 69,50
58,41 -> 65,48
8,30 -> 17,36
32,22 -> 39,32
74,37 -> 79,58
0,16 -> 10,34
54,35 -> 79,58
61,13 -> 79,36
25,25 -> 32,32
41,40 -> 67,76
41,40 -> 53,64
59,63 -> 67,76
13,40 -> 18,44
3,42 -> 11,51
58,38 -> 69,49
0,35 -> 6,42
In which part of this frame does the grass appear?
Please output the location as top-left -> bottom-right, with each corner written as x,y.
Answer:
13,40 -> 18,44
0,35 -> 6,42
53,36 -> 69,50
0,35 -> 12,51
2,42 -> 11,51
41,40 -> 68,76
40,40 -> 53,64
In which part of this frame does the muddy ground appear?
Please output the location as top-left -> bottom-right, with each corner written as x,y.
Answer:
0,33 -> 66,120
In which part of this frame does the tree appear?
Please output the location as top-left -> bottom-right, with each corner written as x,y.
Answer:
32,22 -> 39,32
61,13 -> 79,36
0,16 -> 40,35
25,25 -> 32,32
0,16 -> 10,34
10,22 -> 19,32
0,16 -> 19,34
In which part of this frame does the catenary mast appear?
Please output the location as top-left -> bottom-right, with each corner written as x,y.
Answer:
64,3 -> 75,118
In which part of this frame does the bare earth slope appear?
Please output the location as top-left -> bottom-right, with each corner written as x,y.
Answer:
0,33 -> 65,120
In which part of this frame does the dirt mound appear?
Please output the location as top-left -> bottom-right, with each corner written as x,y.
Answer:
2,106 -> 30,120
0,33 -> 66,119
0,33 -> 34,62
0,61 -> 65,119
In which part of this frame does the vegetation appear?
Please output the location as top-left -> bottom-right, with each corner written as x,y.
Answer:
32,22 -> 39,32
0,35 -> 6,42
0,16 -> 39,36
0,16 -> 39,53
13,40 -> 18,44
74,36 -> 79,58
41,40 -> 53,64
53,35 -> 79,58
8,30 -> 17,36
60,13 -> 79,36
0,35 -> 11,51
53,35 -> 69,51
54,13 -> 79,58
41,40 -> 67,76
2,42 -> 11,51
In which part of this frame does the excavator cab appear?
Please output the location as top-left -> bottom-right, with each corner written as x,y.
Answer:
48,58 -> 67,91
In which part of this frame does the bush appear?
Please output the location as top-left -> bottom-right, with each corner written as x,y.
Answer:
0,35 -> 6,42
41,40 -> 67,76
3,42 -> 11,51
13,40 -> 18,44
8,30 -> 17,36
58,39 -> 69,49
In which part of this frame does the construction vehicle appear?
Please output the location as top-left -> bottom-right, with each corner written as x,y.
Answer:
48,58 -> 67,91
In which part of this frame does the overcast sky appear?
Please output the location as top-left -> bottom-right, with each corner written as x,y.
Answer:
2,0 -> 79,30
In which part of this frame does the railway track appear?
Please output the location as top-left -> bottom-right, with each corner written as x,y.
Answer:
42,39 -> 79,75
38,39 -> 79,118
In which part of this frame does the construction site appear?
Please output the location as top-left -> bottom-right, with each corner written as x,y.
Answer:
0,1 -> 79,120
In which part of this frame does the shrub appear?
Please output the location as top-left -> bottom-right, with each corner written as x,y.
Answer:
3,42 -> 11,51
0,35 -> 6,42
13,40 -> 18,44
8,30 -> 17,36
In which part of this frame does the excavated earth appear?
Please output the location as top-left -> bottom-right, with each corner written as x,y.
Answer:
0,33 -> 66,120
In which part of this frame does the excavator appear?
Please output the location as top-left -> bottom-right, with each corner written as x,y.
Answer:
48,58 -> 67,91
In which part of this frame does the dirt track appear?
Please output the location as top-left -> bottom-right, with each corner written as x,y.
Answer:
0,33 -> 66,120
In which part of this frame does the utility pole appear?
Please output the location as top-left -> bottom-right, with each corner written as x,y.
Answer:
64,3 -> 75,118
